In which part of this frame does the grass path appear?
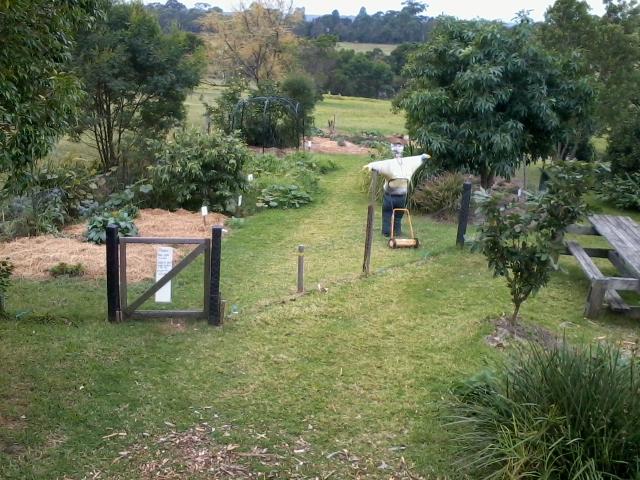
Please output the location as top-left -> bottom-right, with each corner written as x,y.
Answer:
2,155 -> 640,479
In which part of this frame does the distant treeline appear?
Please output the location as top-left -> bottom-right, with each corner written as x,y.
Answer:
295,2 -> 435,44
146,0 -> 434,44
146,0 -> 219,32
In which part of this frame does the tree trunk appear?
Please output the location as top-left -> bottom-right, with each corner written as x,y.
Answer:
510,302 -> 521,326
480,168 -> 495,189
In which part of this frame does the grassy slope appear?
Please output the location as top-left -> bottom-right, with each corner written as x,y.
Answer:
315,95 -> 405,136
2,154 -> 639,479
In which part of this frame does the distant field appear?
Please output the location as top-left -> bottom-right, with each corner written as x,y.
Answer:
315,94 -> 405,136
184,82 -> 226,129
337,42 -> 398,55
48,85 -> 404,162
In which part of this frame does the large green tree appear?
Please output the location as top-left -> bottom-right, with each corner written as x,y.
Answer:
74,1 -> 205,175
0,0 -> 102,189
541,0 -> 640,129
396,16 -> 595,187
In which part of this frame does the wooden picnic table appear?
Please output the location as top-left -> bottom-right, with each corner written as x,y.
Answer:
563,214 -> 640,318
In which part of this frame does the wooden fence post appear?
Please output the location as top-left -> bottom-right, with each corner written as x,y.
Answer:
362,169 -> 378,274
456,181 -> 472,248
297,245 -> 305,293
539,169 -> 550,192
209,226 -> 222,326
106,224 -> 120,322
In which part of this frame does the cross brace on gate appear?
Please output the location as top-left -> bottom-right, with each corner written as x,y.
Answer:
105,225 -> 223,325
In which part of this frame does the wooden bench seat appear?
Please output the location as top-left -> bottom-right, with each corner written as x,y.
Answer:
566,241 -> 631,315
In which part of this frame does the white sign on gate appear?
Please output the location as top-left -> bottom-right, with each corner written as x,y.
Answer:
155,247 -> 174,303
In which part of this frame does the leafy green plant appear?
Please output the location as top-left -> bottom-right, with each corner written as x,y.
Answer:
0,258 -> 14,314
475,161 -> 595,324
597,172 -> 640,210
48,262 -> 85,278
606,107 -> 640,175
411,172 -> 466,217
86,210 -> 138,245
150,129 -> 250,212
450,342 -> 640,479
256,185 -> 312,209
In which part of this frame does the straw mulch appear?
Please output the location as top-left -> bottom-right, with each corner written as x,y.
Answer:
0,209 -> 227,282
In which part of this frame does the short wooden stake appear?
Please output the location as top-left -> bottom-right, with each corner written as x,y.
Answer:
106,224 -> 121,322
297,245 -> 305,293
456,181 -> 472,248
209,226 -> 223,326
362,170 -> 378,274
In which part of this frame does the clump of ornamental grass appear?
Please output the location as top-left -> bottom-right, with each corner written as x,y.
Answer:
449,341 -> 640,479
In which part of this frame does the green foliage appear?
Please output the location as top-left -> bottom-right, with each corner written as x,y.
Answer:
475,161 -> 595,323
411,172 -> 465,217
150,129 -> 250,211
0,0 -> 101,182
607,107 -> 640,175
451,342 -> 640,479
243,152 -> 335,212
209,78 -> 318,149
49,262 -> 85,278
73,1 -> 205,174
0,163 -> 98,237
256,184 -> 313,209
205,78 -> 246,135
326,49 -> 395,98
396,16 -> 596,187
540,0 -> 640,130
281,72 -> 322,114
86,210 -> 138,245
0,258 -> 14,313
597,172 -> 640,210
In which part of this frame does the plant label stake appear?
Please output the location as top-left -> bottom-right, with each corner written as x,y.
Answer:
155,247 -> 173,303
201,206 -> 208,228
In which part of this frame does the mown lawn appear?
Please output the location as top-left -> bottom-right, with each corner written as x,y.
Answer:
2,153 -> 639,479
315,95 -> 405,136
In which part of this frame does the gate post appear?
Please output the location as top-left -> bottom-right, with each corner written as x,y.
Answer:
106,225 -> 120,322
456,181 -> 472,248
209,226 -> 223,326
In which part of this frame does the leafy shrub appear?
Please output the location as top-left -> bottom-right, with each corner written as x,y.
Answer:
0,163 -> 99,237
86,210 -> 138,244
207,77 -> 319,149
606,107 -> 640,175
597,172 -> 640,210
0,258 -> 14,314
150,129 -> 250,211
450,342 -> 640,479
49,262 -> 85,277
475,161 -> 596,324
411,172 -> 466,216
256,185 -> 312,209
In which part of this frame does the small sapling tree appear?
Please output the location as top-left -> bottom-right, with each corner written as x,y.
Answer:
475,161 -> 595,324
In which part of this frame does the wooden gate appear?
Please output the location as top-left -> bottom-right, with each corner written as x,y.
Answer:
105,225 -> 223,325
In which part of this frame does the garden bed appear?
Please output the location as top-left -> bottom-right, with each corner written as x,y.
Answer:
0,209 -> 226,281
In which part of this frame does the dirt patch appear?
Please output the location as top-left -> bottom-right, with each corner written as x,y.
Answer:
108,422 -> 425,480
113,423 -> 279,479
248,136 -> 371,156
485,316 -> 558,349
307,136 -> 371,155
0,209 -> 226,282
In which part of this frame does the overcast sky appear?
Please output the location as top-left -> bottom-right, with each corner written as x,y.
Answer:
154,0 -> 607,21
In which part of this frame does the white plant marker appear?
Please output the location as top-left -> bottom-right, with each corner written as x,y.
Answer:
155,247 -> 173,303
238,195 -> 243,207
